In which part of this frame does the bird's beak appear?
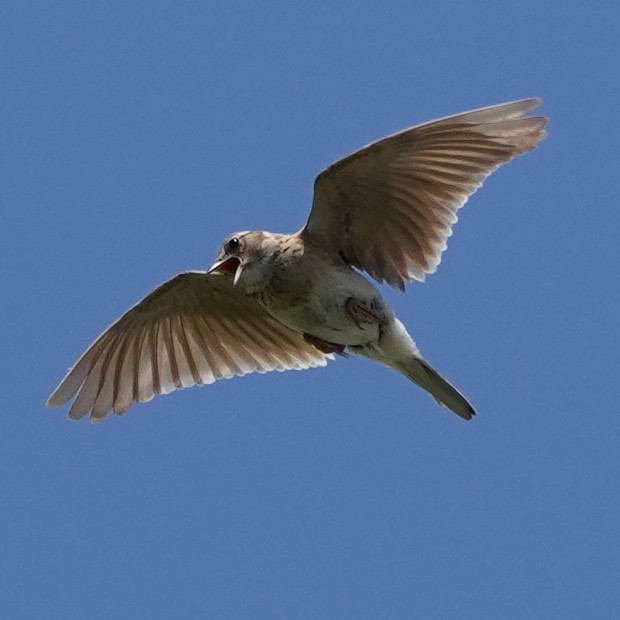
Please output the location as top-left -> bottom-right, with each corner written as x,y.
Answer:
207,256 -> 244,285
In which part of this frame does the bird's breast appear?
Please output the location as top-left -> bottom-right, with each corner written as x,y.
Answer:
247,255 -> 390,347
248,258 -> 316,314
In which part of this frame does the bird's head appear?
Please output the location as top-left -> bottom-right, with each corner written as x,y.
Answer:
208,231 -> 267,286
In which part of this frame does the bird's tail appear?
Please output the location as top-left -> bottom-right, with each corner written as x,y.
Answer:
395,356 -> 476,420
352,318 -> 476,420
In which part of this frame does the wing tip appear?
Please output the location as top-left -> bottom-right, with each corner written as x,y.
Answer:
46,393 -> 61,409
514,96 -> 542,113
46,381 -> 76,409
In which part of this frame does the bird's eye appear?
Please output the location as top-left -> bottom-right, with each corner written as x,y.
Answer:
226,237 -> 240,254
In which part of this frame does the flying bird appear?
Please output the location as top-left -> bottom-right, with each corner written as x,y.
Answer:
48,98 -> 547,422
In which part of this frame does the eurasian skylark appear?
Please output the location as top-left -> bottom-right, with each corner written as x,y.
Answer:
48,98 -> 547,422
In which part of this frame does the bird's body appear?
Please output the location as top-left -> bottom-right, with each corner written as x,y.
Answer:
48,98 -> 547,422
240,232 -> 388,347
231,230 -> 474,418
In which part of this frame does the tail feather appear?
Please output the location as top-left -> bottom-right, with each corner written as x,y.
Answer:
397,356 -> 476,420
350,318 -> 475,420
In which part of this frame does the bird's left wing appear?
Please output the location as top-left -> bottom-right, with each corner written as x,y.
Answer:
47,271 -> 330,422
302,98 -> 547,290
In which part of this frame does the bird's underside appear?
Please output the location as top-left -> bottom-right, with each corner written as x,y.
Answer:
302,334 -> 346,355
300,295 -> 391,355
47,98 -> 547,422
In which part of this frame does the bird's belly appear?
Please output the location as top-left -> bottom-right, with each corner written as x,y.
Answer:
259,272 -> 390,347
279,304 -> 378,346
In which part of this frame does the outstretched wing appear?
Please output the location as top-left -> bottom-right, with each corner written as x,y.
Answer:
303,98 -> 547,290
47,271 -> 330,422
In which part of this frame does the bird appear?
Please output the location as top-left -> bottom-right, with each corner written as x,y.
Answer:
47,98 -> 547,423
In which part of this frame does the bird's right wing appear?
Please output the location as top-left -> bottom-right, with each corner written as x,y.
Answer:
47,271 -> 331,422
303,99 -> 547,290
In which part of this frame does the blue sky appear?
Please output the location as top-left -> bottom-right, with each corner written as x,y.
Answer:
3,2 -> 619,618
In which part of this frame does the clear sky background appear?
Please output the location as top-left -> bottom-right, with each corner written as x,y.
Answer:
3,2 -> 618,618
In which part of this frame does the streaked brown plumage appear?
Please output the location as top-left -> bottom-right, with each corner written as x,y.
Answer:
48,98 -> 547,422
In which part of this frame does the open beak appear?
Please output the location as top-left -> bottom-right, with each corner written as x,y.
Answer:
207,256 -> 244,284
